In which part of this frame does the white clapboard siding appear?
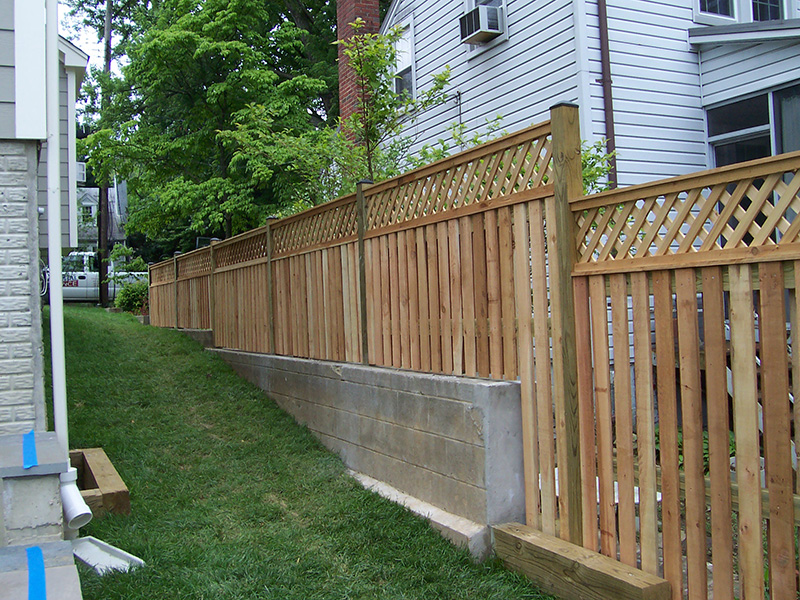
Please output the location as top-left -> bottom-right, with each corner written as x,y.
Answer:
699,40 -> 800,106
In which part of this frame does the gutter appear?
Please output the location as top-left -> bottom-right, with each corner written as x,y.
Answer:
597,0 -> 618,187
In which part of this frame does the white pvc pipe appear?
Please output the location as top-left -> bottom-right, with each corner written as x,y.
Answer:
46,0 -> 69,458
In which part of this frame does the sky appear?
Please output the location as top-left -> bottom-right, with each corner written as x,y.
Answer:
58,2 -> 110,72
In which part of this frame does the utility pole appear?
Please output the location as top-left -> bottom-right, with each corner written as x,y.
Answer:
98,0 -> 112,306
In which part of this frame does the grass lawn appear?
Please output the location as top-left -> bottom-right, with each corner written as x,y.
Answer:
45,306 -> 553,600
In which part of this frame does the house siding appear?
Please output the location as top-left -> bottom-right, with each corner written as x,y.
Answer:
0,140 -> 46,434
0,0 -> 14,140
384,0 -> 580,161
37,69 -> 72,250
584,0 -> 709,184
698,40 -> 800,107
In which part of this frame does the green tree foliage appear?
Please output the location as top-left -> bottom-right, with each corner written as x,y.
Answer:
73,0 -> 340,243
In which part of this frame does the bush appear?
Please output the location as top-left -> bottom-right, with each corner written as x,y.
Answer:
115,280 -> 149,315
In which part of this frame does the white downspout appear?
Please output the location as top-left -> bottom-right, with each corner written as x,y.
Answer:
47,0 -> 92,533
46,0 -> 68,457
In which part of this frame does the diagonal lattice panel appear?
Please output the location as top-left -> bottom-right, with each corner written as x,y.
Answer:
574,157 -> 800,267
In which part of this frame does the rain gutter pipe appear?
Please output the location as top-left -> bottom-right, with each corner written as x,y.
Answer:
46,0 -> 93,533
597,0 -> 618,187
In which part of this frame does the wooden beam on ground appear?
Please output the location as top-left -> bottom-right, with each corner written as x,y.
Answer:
493,523 -> 671,600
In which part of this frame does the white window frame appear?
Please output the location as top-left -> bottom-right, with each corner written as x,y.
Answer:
394,19 -> 415,99
694,0 -> 792,25
707,83 -> 800,167
463,0 -> 509,59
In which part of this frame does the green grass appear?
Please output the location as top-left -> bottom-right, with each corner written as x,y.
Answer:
45,306 -> 553,600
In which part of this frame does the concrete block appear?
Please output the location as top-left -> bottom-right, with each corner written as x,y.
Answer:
0,407 -> 11,422
3,475 -> 62,532
351,471 -> 492,560
13,405 -> 34,422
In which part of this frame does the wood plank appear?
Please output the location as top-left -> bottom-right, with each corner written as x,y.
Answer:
759,262 -> 796,600
493,524 -> 671,600
437,221 -> 453,374
729,264 -> 765,600
485,210 -> 503,378
547,103 -> 582,544
631,271 -> 658,575
426,225 -> 442,373
389,232 -> 402,368
315,251 -> 326,360
701,267 -> 734,600
406,229 -> 421,371
513,202 -> 539,526
609,273 -> 636,568
460,216 -> 477,377
498,207 -> 517,379
473,213 -> 490,378
448,219 -> 464,375
367,240 -> 382,365
416,228 -> 431,372
675,268 -> 707,600
380,236 -> 392,366
397,232 -> 411,369
573,276 -> 597,550
652,270 -> 682,599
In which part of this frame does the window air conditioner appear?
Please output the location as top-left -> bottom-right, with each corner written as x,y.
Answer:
459,5 -> 503,45
76,162 -> 87,184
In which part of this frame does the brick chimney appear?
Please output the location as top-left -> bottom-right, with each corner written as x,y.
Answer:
337,0 -> 380,123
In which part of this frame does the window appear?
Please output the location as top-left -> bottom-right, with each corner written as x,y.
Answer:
394,26 -> 413,97
696,0 -> 787,22
752,0 -> 782,19
700,0 -> 733,16
707,85 -> 800,168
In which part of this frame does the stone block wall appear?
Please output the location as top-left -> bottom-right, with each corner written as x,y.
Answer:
214,350 -> 526,527
0,140 -> 45,434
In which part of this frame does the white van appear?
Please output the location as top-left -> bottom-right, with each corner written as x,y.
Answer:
61,251 -> 146,302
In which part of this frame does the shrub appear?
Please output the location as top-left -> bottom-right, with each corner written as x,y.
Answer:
115,280 -> 149,315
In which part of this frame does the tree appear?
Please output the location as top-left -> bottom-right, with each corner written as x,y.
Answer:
79,0 -> 337,241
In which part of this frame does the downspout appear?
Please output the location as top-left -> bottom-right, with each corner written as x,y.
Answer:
46,0 -> 92,533
597,0 -> 618,187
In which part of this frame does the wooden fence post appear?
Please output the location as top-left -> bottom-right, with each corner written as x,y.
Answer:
265,220 -> 275,354
357,180 -> 372,365
548,102 -> 583,544
173,254 -> 179,329
209,241 -> 217,347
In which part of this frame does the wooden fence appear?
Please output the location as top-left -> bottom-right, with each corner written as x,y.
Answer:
150,103 -> 800,599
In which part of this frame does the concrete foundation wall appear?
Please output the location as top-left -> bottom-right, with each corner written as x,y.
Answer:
213,350 -> 526,526
0,139 -> 45,433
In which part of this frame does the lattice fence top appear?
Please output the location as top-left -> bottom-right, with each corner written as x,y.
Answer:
150,261 -> 173,284
271,197 -> 358,257
573,151 -> 800,271
365,123 -> 553,232
177,247 -> 211,279
215,227 -> 269,268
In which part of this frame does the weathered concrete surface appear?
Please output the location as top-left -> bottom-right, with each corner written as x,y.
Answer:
2,474 -> 62,546
351,470 -> 492,560
180,328 -> 214,348
212,350 -> 525,528
0,541 -> 83,600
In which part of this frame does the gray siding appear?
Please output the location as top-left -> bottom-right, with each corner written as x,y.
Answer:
0,0 -> 13,140
36,70 -> 71,249
385,0 -> 580,161
699,40 -> 800,107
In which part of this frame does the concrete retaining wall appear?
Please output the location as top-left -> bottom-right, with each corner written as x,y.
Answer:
213,350 -> 526,527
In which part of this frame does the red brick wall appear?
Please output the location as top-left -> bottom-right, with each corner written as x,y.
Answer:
337,0 -> 380,123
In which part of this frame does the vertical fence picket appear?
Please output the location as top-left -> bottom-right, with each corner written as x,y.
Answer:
485,210 -> 503,379
675,268 -> 707,600
397,233 -> 411,369
472,213 -> 490,378
460,216 -> 477,377
701,266 -> 734,600
426,225 -> 442,373
406,229 -> 420,371
415,229 -> 431,372
498,207 -> 517,380
632,271 -> 658,575
653,270 -> 682,597
759,262 -> 796,600
609,272 -> 636,567
573,276 -> 596,550
589,275 -> 616,558
437,222 -> 453,374
448,219 -> 463,375
730,264 -> 765,600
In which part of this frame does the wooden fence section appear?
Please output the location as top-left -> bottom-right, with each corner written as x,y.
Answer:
571,151 -> 800,600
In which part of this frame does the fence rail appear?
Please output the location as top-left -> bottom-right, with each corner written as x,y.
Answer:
150,106 -> 800,600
